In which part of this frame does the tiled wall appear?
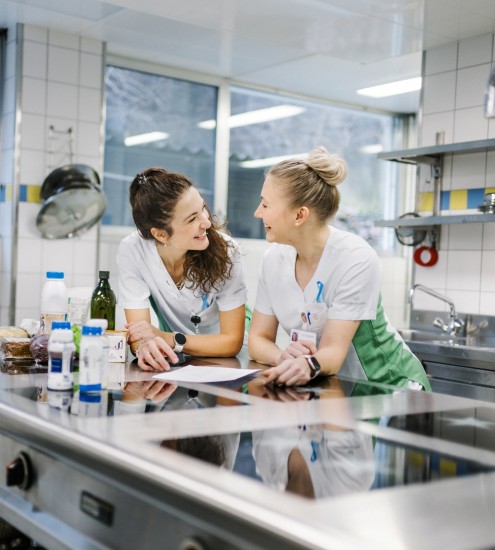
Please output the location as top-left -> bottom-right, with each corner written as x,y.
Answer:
413,33 -> 495,316
1,24 -> 105,325
0,26 -> 18,325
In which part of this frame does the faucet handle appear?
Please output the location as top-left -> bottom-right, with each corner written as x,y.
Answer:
433,317 -> 448,332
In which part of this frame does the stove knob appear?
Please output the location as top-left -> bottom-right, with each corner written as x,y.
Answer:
6,452 -> 33,490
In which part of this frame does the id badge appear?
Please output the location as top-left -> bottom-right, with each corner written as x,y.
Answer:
290,328 -> 317,345
300,302 -> 328,344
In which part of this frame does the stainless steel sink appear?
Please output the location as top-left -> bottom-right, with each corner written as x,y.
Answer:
398,329 -> 495,350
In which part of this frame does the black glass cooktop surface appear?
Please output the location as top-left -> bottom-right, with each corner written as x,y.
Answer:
373,407 -> 495,453
8,383 -> 247,417
156,422 -> 495,500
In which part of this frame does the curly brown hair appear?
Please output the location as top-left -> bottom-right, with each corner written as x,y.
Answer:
129,167 -> 234,293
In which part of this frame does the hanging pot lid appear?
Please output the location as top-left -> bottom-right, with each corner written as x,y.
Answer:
36,164 -> 106,239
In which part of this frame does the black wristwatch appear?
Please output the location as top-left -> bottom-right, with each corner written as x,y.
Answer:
302,355 -> 321,380
172,332 -> 187,352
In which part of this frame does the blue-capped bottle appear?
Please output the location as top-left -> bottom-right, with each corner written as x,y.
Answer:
40,271 -> 68,334
79,325 -> 103,393
47,321 -> 75,391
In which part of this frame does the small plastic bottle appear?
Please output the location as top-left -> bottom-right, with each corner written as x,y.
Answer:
86,318 -> 109,389
79,325 -> 103,393
47,321 -> 75,391
90,271 -> 116,330
40,271 -> 68,335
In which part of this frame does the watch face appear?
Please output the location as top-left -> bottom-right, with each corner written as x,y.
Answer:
174,332 -> 187,345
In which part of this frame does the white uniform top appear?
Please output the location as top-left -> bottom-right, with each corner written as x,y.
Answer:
255,226 -> 431,389
117,230 -> 247,335
255,226 -> 380,327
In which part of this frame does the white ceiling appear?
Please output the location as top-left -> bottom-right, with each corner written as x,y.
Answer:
1,0 -> 495,114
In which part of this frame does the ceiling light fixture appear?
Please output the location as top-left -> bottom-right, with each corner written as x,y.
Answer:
359,144 -> 384,154
124,131 -> 169,146
239,153 -> 308,169
357,77 -> 422,98
198,105 -> 305,130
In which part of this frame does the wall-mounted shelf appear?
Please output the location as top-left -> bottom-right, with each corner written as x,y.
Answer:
378,138 -> 495,165
375,213 -> 495,229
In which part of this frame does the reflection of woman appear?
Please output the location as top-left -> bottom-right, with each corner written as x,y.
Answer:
248,146 -> 431,390
252,426 -> 375,499
117,168 -> 247,371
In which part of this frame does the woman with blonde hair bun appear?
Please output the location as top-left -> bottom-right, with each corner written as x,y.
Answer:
248,146 -> 430,389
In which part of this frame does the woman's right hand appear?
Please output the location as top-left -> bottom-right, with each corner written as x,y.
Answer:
278,340 -> 317,362
136,336 -> 178,372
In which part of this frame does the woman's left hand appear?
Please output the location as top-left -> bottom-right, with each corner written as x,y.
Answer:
126,320 -> 160,346
262,356 -> 312,386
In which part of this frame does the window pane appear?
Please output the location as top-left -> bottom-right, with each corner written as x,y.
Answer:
226,87 -> 398,249
103,66 -> 218,226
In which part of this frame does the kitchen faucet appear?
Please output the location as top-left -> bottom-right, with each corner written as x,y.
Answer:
408,284 -> 464,336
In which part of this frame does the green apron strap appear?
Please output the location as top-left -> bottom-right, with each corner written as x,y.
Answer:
149,296 -> 172,333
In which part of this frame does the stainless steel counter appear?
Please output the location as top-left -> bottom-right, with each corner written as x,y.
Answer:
2,352 -> 495,549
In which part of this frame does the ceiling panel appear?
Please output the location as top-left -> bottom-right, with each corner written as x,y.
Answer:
1,0 -> 495,114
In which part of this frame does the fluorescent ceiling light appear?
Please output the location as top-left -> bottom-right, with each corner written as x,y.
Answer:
357,77 -> 422,98
239,153 -> 308,169
198,105 -> 305,130
359,144 -> 384,154
124,131 -> 169,146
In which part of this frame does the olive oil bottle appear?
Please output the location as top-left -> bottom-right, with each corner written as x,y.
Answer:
90,271 -> 116,330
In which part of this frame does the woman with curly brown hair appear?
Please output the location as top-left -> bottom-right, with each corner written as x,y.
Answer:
117,167 -> 247,371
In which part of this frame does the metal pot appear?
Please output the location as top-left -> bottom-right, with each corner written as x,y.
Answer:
36,164 -> 106,239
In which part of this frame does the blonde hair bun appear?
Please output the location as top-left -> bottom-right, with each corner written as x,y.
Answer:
306,146 -> 347,186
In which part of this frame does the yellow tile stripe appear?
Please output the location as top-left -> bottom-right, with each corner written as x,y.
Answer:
449,189 -> 467,209
27,185 -> 41,203
417,191 -> 434,211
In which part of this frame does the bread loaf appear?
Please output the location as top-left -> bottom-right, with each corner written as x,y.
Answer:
0,337 -> 33,359
0,326 -> 29,338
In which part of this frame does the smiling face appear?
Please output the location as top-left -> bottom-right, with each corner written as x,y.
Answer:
167,186 -> 212,251
254,174 -> 296,244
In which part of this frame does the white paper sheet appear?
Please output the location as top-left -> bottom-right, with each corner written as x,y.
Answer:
152,365 -> 261,383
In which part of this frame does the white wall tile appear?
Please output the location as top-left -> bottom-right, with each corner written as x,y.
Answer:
48,46 -> 79,85
78,87 -> 102,123
488,117 -> 495,139
22,40 -> 47,79
41,239 -> 75,285
72,240 -> 97,275
455,64 -> 490,109
451,152 -> 487,189
480,250 -> 495,291
79,53 -> 102,89
448,223 -> 483,250
15,307 -> 39,326
482,222 -> 495,249
445,290 -> 480,314
0,271 -> 11,307
48,30 -> 79,50
453,106 -> 488,142
16,272 -> 41,308
21,113 -> 46,151
409,286 -> 449,313
17,237 -> 43,273
19,149 -> 45,184
413,253 -> 447,289
457,34 -> 493,68
76,122 -> 101,158
424,42 -> 458,75
17,203 -> 41,238
446,250 -> 482,291
420,111 -> 455,146
479,292 -> 495,315
80,37 -> 103,55
422,72 -> 456,114
46,82 -> 78,120
22,77 -> 47,115
23,25 -> 48,43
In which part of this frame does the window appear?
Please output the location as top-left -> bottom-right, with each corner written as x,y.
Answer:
103,66 -> 218,226
226,87 -> 398,249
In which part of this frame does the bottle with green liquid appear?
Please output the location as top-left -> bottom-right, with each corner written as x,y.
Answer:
90,271 -> 116,330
